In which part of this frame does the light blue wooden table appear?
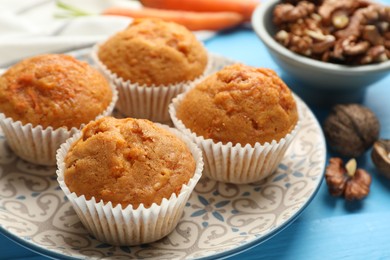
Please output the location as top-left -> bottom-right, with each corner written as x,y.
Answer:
1,5 -> 390,259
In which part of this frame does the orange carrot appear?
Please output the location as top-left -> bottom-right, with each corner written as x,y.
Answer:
140,0 -> 260,21
102,7 -> 244,31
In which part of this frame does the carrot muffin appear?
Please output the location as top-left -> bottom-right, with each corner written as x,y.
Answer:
0,54 -> 113,129
64,116 -> 196,209
97,18 -> 208,86
176,63 -> 298,145
57,116 -> 203,245
92,18 -> 210,122
0,54 -> 117,165
170,63 -> 300,184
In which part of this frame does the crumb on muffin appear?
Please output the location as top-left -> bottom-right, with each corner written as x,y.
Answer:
176,63 -> 298,145
64,116 -> 196,209
98,18 -> 208,86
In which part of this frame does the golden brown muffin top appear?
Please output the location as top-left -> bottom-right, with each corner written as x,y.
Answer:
0,54 -> 112,129
176,64 -> 298,145
64,116 -> 196,209
98,18 -> 208,86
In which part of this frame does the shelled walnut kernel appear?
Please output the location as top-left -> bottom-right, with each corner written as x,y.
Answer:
325,158 -> 372,200
273,0 -> 390,65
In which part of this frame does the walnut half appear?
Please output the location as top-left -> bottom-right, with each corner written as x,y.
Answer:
371,139 -> 390,178
325,158 -> 372,200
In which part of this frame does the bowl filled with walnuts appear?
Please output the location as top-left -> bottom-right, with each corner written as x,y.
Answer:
252,0 -> 390,90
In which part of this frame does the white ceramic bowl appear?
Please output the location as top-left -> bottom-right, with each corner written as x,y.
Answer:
252,0 -> 390,90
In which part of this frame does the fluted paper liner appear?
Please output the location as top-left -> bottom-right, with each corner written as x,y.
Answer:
0,84 -> 118,166
91,43 -> 213,123
169,92 -> 301,184
56,125 -> 203,246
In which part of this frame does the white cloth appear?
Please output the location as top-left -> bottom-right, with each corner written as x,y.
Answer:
0,0 -> 215,68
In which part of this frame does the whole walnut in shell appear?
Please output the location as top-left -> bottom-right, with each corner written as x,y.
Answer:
323,104 -> 380,157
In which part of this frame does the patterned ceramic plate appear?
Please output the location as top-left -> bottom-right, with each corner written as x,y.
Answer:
0,51 -> 326,260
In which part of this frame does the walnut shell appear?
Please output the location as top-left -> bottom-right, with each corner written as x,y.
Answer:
323,104 -> 380,157
371,139 -> 390,178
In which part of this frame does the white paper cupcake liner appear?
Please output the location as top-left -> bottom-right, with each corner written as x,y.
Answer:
0,84 -> 118,166
169,92 -> 301,184
56,124 -> 203,246
91,43 -> 213,123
